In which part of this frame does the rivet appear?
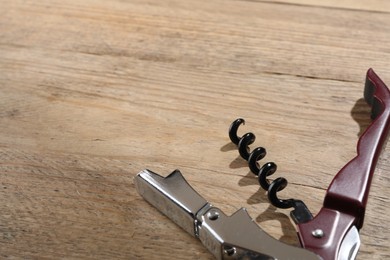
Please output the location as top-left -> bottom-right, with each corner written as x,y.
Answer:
223,245 -> 236,256
207,210 -> 219,221
312,229 -> 324,238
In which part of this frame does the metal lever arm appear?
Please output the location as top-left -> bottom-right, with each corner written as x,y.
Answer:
297,68 -> 390,260
135,169 -> 320,259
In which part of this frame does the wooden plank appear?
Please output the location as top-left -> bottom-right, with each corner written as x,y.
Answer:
0,0 -> 389,259
2,0 -> 390,82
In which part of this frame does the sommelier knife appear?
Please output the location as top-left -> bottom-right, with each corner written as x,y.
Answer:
134,68 -> 390,259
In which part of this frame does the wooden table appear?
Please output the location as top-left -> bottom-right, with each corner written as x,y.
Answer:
1,0 -> 389,259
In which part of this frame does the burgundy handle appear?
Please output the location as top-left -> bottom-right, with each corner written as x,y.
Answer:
297,69 -> 390,260
325,68 -> 390,228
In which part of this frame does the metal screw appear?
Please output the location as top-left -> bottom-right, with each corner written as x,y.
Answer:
312,229 -> 324,238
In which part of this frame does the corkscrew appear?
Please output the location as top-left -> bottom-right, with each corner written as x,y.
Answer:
135,68 -> 390,259
229,118 -> 313,224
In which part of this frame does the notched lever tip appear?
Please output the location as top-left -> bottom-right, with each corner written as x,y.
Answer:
134,169 -> 209,237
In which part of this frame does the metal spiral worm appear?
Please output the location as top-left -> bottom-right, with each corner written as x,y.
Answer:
228,118 -> 256,160
229,118 -> 313,224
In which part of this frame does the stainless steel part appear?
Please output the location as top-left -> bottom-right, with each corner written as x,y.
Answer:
134,169 -> 321,260
134,169 -> 209,236
337,226 -> 360,260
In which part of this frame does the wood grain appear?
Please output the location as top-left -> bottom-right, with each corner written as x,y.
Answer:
0,0 -> 389,259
